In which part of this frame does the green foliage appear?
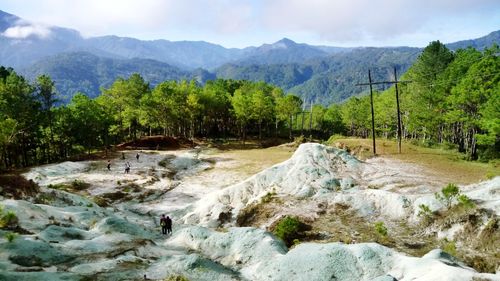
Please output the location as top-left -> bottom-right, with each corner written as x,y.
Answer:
441,238 -> 457,256
435,183 -> 460,208
457,194 -> 475,209
4,232 -> 17,243
485,171 -> 496,180
417,204 -> 435,226
0,208 -> 18,228
164,275 -> 190,281
261,191 -> 277,203
0,40 -> 498,170
273,216 -> 303,247
374,221 -> 388,237
71,179 -> 90,190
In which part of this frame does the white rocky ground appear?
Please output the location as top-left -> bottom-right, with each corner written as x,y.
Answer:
0,143 -> 498,280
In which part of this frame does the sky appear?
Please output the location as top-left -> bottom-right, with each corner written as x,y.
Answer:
1,0 -> 499,48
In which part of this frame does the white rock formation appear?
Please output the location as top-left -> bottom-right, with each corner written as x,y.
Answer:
166,226 -> 500,281
183,143 -> 500,227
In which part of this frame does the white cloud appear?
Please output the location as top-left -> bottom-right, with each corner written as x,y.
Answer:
262,0 -> 500,43
2,23 -> 52,39
3,0 -> 259,37
1,0 -> 499,46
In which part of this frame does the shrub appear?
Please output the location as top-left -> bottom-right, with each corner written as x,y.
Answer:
374,221 -> 388,237
261,191 -> 277,203
441,238 -> 457,256
71,179 -> 90,190
5,232 -> 17,242
164,275 -> 189,281
273,216 -> 303,247
457,194 -> 475,209
417,204 -> 434,224
0,210 -> 18,228
435,183 -> 460,208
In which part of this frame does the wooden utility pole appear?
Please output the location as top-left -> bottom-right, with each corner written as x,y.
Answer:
301,103 -> 306,136
356,68 -> 411,155
309,102 -> 313,136
394,67 -> 403,154
356,70 -> 377,155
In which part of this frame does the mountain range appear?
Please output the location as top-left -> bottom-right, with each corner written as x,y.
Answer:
1,10 -> 498,104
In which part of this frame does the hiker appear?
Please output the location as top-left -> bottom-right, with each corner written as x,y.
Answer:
125,162 -> 131,174
107,160 -> 111,171
121,152 -> 125,160
160,214 -> 167,235
136,152 -> 140,161
166,215 -> 172,234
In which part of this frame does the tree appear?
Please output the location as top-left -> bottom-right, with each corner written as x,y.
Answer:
405,41 -> 454,142
322,104 -> 345,136
36,74 -> 58,161
101,73 -> 149,141
231,89 -> 252,143
447,45 -> 499,159
276,94 -> 302,139
0,69 -> 39,168
68,93 -> 110,155
251,89 -> 274,140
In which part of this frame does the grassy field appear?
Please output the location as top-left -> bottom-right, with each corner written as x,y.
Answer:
329,137 -> 499,184
201,140 -> 295,176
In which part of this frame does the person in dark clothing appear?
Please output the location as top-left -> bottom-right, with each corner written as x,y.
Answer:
160,214 -> 167,235
136,152 -> 140,161
165,216 -> 172,234
107,160 -> 111,171
125,162 -> 131,174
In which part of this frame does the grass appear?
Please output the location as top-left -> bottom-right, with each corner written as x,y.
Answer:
329,137 -> 499,184
214,146 -> 294,175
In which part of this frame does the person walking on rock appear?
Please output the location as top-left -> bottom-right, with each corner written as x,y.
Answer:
125,161 -> 131,174
107,160 -> 111,171
160,214 -> 168,235
166,215 -> 172,235
136,152 -> 140,161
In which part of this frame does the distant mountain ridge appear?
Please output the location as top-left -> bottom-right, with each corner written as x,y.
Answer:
22,52 -> 193,103
1,9 -> 498,105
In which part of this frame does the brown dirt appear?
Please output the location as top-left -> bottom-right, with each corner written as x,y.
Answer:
116,136 -> 188,150
0,174 -> 40,199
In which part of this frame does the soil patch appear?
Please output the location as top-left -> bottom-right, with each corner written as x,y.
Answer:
117,136 -> 193,150
0,174 -> 39,199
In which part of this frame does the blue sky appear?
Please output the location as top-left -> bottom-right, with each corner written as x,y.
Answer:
1,0 -> 499,48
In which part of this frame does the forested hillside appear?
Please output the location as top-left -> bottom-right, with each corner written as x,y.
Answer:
216,47 -> 421,104
0,41 -> 498,170
342,42 -> 499,161
22,52 -> 192,103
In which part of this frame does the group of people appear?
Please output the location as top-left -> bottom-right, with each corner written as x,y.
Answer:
106,152 -> 140,173
160,214 -> 173,235
107,152 -> 174,236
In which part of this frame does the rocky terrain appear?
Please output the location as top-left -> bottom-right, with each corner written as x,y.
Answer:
0,143 -> 498,280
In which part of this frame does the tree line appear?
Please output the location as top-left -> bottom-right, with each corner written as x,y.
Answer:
0,69 -> 344,169
343,42 -> 499,161
0,41 -> 497,169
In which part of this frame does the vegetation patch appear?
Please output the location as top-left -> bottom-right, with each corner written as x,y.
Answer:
0,174 -> 39,199
272,216 -> 310,247
4,231 -> 18,242
164,275 -> 190,281
48,179 -> 90,192
0,206 -> 18,229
